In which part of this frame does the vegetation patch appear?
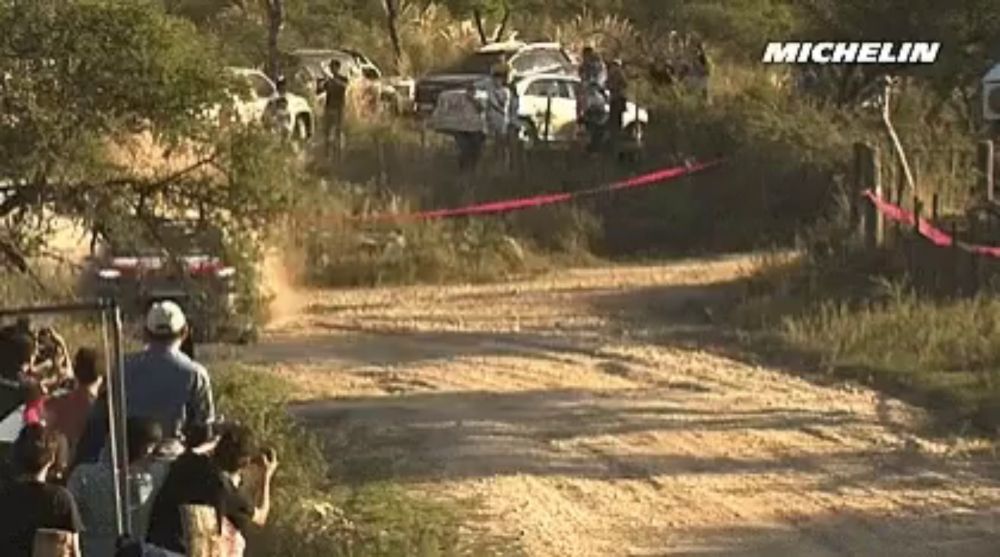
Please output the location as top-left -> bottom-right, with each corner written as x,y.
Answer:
732,248 -> 1000,434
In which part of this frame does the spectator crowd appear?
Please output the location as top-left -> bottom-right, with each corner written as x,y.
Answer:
0,301 -> 278,557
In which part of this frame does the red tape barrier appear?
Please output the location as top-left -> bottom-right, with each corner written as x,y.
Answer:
863,189 -> 1000,257
358,160 -> 722,222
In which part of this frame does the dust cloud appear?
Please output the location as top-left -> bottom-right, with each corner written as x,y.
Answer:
260,248 -> 309,330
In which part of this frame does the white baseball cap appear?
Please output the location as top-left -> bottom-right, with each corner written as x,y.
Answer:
146,300 -> 187,335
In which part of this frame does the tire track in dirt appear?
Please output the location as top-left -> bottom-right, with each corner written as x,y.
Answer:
243,255 -> 1000,557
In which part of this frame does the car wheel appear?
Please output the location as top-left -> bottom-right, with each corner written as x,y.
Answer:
625,122 -> 645,147
294,115 -> 311,140
517,119 -> 540,148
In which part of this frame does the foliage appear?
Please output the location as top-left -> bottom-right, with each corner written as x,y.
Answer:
741,270 -> 1000,431
0,0 -> 300,314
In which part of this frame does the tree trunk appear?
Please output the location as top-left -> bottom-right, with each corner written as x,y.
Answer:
473,7 -> 488,45
264,0 -> 284,80
383,0 -> 404,71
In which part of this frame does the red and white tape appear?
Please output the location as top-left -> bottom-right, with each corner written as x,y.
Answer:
864,189 -> 1000,257
357,160 -> 722,222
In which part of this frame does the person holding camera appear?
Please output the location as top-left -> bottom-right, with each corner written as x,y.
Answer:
145,423 -> 278,556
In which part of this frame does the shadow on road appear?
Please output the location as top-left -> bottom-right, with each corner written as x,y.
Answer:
293,386 -> 923,484
260,266 -> 1000,556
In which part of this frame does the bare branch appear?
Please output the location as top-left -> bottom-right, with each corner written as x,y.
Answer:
473,8 -> 489,46
492,2 -> 511,43
383,0 -> 404,70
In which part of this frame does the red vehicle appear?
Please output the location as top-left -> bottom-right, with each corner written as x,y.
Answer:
82,219 -> 256,344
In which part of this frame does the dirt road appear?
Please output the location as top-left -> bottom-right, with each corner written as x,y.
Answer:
245,255 -> 1000,556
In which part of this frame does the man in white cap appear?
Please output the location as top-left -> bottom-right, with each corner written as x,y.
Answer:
128,301 -> 215,443
75,301 -> 216,463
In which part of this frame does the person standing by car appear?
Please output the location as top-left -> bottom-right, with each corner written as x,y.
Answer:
450,83 -> 487,172
692,42 -> 711,102
320,59 -> 350,159
262,75 -> 293,139
578,46 -> 607,88
606,59 -> 629,151
483,63 -> 513,164
578,46 -> 610,154
263,96 -> 293,139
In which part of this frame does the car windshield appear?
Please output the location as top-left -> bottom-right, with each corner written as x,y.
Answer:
110,222 -> 223,257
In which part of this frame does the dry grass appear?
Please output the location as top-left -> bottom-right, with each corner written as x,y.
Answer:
734,248 -> 1000,434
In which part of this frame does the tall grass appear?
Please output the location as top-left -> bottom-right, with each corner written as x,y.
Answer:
732,236 -> 1000,433
778,287 -> 1000,431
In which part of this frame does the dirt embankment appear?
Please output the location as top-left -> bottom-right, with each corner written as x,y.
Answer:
243,255 -> 1000,557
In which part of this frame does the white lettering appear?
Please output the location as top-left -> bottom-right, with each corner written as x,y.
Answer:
812,42 -> 834,64
762,42 -> 800,63
898,42 -> 913,62
858,43 -> 880,63
761,42 -> 939,65
878,43 -> 896,63
798,42 -> 813,63
911,42 -> 940,63
832,43 -> 859,63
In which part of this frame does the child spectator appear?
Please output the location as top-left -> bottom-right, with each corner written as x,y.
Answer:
0,424 -> 83,557
69,417 -> 170,557
47,348 -> 104,457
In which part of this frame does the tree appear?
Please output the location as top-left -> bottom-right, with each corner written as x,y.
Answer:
792,0 -> 1000,124
382,0 -> 404,70
0,0 -> 296,276
472,1 -> 510,45
263,0 -> 284,79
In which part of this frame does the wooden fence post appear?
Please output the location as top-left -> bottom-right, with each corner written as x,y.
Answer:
969,216 -> 981,294
853,142 -> 883,249
912,195 -> 923,286
375,137 -> 387,186
544,94 -> 553,144
978,139 -> 995,202
951,220 -> 961,293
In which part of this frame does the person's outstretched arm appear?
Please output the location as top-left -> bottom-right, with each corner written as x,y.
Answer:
252,449 -> 279,526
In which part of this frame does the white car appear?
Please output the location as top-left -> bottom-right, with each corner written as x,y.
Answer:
223,68 -> 315,139
513,74 -> 649,147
